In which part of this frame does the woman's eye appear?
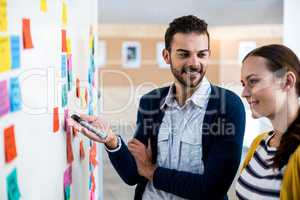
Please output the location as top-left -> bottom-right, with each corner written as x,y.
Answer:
249,79 -> 259,85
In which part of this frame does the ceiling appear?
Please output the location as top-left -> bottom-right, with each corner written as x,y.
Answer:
98,0 -> 283,26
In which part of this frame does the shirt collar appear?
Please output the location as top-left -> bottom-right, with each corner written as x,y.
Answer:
160,76 -> 211,110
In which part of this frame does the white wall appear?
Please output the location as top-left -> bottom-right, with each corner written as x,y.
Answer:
284,0 -> 300,57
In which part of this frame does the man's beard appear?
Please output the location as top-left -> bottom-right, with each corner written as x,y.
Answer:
170,61 -> 206,89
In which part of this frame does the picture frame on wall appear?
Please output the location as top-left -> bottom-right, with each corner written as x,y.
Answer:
156,42 -> 169,68
122,41 -> 141,68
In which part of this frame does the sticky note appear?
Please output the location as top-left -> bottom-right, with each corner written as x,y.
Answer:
62,1 -> 68,27
62,30 -> 67,52
63,109 -> 68,131
72,126 -> 78,137
80,88 -> 87,108
22,18 -> 33,49
89,142 -> 98,167
67,38 -> 71,54
6,168 -> 21,200
64,185 -> 71,200
0,36 -> 11,73
9,77 -> 22,112
10,36 -> 21,69
63,165 -> 72,189
76,78 -> 80,98
40,0 -> 47,12
79,140 -> 85,160
0,0 -> 8,32
0,80 -> 10,117
66,128 -> 74,164
53,107 -> 59,132
61,55 -> 67,78
4,125 -> 17,163
90,190 -> 95,200
62,84 -> 68,107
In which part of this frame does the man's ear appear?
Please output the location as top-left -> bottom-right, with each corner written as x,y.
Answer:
162,49 -> 171,64
282,71 -> 296,91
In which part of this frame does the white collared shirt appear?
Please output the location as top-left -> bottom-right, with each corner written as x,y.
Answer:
143,77 -> 211,200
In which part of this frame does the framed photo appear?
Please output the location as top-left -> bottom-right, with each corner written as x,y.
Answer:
122,41 -> 141,68
156,42 -> 169,68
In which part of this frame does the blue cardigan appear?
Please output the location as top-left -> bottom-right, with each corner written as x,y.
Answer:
107,85 -> 246,200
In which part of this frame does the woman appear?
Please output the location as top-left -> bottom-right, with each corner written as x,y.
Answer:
236,44 -> 300,200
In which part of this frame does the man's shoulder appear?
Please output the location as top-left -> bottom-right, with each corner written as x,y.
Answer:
140,86 -> 170,102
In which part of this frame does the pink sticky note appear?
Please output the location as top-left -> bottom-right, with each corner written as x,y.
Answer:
63,165 -> 72,189
0,80 -> 10,117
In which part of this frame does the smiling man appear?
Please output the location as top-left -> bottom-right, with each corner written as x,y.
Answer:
70,15 -> 246,200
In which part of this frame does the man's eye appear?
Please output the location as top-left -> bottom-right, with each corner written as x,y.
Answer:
178,53 -> 188,58
197,53 -> 207,58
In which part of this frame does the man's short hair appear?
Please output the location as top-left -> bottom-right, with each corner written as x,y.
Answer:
165,15 -> 210,51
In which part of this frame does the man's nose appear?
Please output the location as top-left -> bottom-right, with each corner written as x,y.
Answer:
187,54 -> 199,66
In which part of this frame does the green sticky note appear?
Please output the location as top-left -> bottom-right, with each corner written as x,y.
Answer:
62,84 -> 68,107
6,168 -> 21,200
64,185 -> 71,200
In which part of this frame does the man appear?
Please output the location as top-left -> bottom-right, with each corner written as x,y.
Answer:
70,15 -> 245,200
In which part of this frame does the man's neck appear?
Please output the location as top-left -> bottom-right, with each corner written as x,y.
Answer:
174,82 -> 200,106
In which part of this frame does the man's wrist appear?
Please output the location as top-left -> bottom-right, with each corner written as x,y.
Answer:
105,135 -> 119,150
105,136 -> 121,152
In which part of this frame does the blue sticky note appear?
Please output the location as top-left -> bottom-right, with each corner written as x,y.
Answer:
64,185 -> 71,200
6,168 -> 21,200
9,77 -> 22,112
62,84 -> 68,107
10,36 -> 21,69
61,55 -> 67,78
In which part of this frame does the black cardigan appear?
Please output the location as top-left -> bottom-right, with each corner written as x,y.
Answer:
107,85 -> 246,200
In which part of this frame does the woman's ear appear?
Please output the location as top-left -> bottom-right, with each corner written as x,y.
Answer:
282,71 -> 297,91
162,49 -> 171,64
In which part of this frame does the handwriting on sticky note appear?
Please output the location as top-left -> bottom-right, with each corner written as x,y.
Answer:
6,168 -> 21,200
4,125 -> 17,163
9,77 -> 22,112
62,30 -> 67,52
22,18 -> 33,49
53,107 -> 59,132
0,80 -> 10,117
10,36 -> 21,69
0,36 -> 11,73
0,0 -> 8,32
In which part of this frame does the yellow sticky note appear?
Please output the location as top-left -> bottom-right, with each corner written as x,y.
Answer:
40,0 -> 48,12
62,1 -> 68,26
0,36 -> 11,73
0,0 -> 8,32
67,38 -> 71,54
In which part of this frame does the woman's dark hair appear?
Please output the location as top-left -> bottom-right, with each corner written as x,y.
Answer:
243,44 -> 300,169
164,15 -> 210,51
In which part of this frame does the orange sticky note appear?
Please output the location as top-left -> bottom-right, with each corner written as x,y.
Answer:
53,107 -> 59,132
66,38 -> 71,54
89,142 -> 98,167
85,88 -> 88,104
0,0 -> 8,32
4,125 -> 17,163
22,18 -> 33,49
79,140 -> 85,161
62,30 -> 67,52
66,127 -> 74,164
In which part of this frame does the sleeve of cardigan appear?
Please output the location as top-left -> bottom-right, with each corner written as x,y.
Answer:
152,92 -> 246,200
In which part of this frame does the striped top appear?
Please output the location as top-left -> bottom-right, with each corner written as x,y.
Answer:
236,132 -> 286,200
